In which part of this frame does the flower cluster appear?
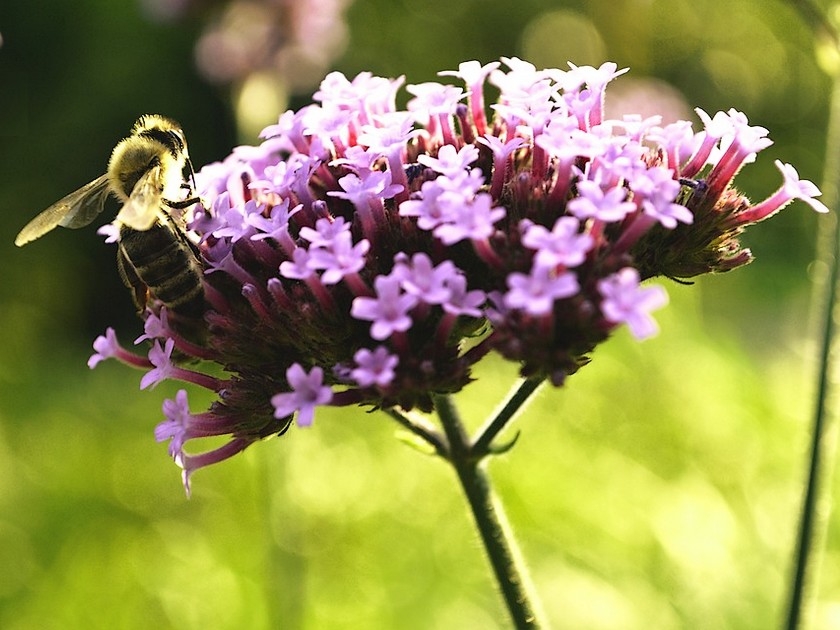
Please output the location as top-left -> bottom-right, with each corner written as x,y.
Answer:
90,58 -> 827,493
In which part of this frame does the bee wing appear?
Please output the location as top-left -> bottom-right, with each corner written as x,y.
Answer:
15,175 -> 111,247
116,164 -> 165,231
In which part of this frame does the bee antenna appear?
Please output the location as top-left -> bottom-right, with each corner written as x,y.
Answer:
186,156 -> 198,192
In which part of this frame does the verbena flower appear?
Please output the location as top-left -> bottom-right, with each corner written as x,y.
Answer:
89,58 -> 827,492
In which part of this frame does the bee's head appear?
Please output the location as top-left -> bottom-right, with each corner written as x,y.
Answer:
107,115 -> 190,202
133,114 -> 189,161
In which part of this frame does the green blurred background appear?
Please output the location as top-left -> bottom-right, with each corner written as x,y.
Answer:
0,0 -> 836,628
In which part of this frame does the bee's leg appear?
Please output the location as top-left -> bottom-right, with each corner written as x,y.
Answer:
162,196 -> 206,237
166,197 -> 201,210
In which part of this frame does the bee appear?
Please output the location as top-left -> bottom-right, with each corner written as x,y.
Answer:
15,114 -> 207,337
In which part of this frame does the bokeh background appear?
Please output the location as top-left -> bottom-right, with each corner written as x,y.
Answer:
0,0 -> 836,628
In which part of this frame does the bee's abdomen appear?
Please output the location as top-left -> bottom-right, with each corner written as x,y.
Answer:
119,223 -> 205,320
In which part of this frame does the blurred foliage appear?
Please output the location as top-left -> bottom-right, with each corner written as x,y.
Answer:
0,0 -> 836,628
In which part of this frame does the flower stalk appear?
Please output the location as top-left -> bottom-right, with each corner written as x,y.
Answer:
432,392 -> 546,629
778,2 -> 840,627
785,16 -> 840,630
473,377 -> 543,457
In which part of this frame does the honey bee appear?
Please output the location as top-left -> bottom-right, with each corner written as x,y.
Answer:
15,115 -> 207,336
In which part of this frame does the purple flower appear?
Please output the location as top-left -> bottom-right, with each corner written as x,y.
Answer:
563,61 -> 628,93
88,327 -> 122,369
399,180 -> 451,230
477,134 -> 526,161
327,170 -> 403,209
521,217 -> 594,268
406,82 -> 466,117
537,121 -> 606,160
211,203 -> 254,242
418,144 -> 479,177
308,231 -> 371,285
354,114 -> 417,202
248,198 -> 299,243
313,71 -> 404,122
442,275 -> 486,318
629,166 -> 693,228
177,439 -> 251,498
406,82 -> 466,144
351,347 -> 399,388
357,114 -> 419,155
155,389 -> 254,497
279,247 -> 316,280
271,364 -> 334,427
89,327 -> 151,370
438,60 -> 500,89
439,60 -> 499,135
598,268 -> 668,339
433,193 -> 506,245
392,252 -> 456,305
301,103 -> 354,144
96,223 -> 120,244
300,216 -> 350,246
135,308 -> 171,344
489,56 -> 545,95
351,275 -> 419,340
734,160 -> 828,224
478,134 -> 527,197
140,339 -> 177,390
156,389 -> 192,458
647,120 -> 698,173
504,265 -> 580,317
566,180 -> 636,223
704,109 -> 773,196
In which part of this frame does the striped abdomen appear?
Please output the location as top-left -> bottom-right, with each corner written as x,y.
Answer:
118,221 -> 206,329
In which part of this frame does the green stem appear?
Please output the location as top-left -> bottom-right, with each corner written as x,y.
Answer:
784,11 -> 840,627
433,393 -> 546,629
473,377 -> 544,456
382,406 -> 449,457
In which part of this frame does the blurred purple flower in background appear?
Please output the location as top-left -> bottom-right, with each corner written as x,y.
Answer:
139,0 -> 353,136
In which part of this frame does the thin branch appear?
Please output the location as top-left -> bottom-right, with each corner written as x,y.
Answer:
784,3 -> 840,626
785,82 -> 840,630
473,377 -> 544,457
381,406 -> 450,458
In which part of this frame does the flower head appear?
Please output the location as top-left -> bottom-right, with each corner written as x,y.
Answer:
87,57 -> 825,489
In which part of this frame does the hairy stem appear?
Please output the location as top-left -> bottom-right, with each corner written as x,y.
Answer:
433,393 -> 546,629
